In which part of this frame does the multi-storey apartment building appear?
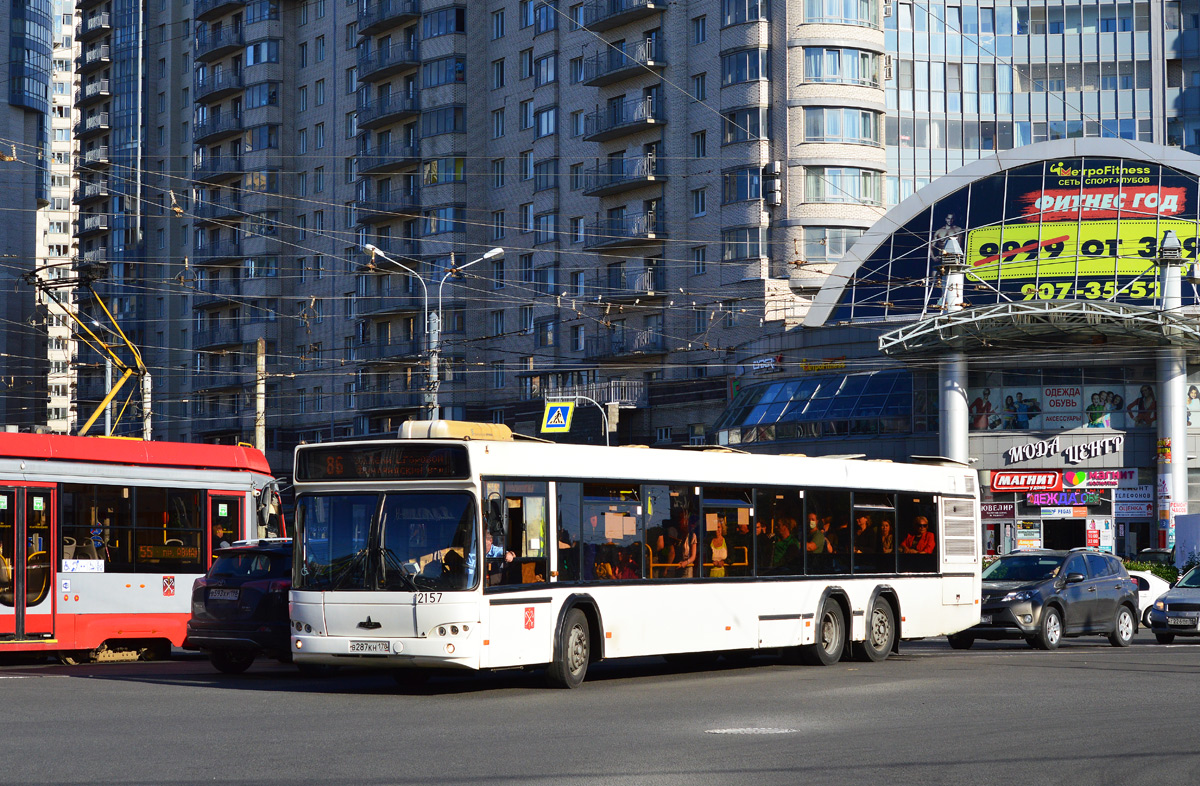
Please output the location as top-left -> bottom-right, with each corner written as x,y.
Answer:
0,0 -> 53,430
39,1 -> 78,434
53,0 -> 1200,471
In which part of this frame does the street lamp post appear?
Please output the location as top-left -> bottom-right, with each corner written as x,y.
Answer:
363,244 -> 503,421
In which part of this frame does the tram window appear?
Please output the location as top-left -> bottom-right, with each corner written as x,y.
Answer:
61,484 -> 205,573
701,486 -> 754,578
61,484 -> 132,570
756,488 -> 803,576
898,494 -> 938,573
135,488 -> 204,570
556,482 -> 582,581
852,492 -> 896,575
806,490 -> 852,575
483,480 -> 549,587
581,483 -> 643,581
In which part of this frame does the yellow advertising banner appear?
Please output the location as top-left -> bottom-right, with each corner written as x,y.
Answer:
965,219 -> 1197,301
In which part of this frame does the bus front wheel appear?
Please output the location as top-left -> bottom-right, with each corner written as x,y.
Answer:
800,599 -> 845,666
547,608 -> 590,688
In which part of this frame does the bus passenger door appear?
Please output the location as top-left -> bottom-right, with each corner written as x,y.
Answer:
0,486 -> 56,640
208,495 -> 244,564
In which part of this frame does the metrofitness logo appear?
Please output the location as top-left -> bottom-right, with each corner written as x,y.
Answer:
991,471 -> 1062,492
1049,162 -> 1077,177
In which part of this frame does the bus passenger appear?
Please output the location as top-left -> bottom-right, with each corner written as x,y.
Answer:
900,516 -> 935,554
771,518 -> 801,569
755,519 -> 774,572
708,517 -> 728,578
853,514 -> 876,554
806,513 -> 828,553
880,519 -> 894,553
675,510 -> 697,578
211,523 -> 231,552
727,516 -> 752,576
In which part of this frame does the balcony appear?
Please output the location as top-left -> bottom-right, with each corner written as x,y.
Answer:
79,44 -> 112,75
76,13 -> 112,42
585,329 -> 666,359
72,180 -> 111,205
357,44 -> 421,84
356,92 -> 420,129
583,0 -> 665,32
192,370 -> 252,391
583,96 -> 665,142
78,213 -> 110,238
545,379 -> 647,408
194,157 -> 244,182
195,27 -> 245,62
605,267 -> 666,300
193,197 -> 243,225
584,210 -> 666,250
192,276 -> 242,308
80,147 -> 110,168
194,113 -> 245,145
73,112 -> 111,140
358,0 -> 420,37
75,79 -> 111,109
357,339 -> 422,362
194,411 -> 248,435
195,0 -> 246,22
195,238 -> 243,263
354,289 -> 423,317
582,39 -> 666,86
355,386 -> 423,411
195,324 -> 243,349
356,141 -> 421,174
355,191 -> 421,224
583,155 -> 666,197
195,70 -> 244,102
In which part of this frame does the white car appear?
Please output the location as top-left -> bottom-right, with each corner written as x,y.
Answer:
1128,570 -> 1172,626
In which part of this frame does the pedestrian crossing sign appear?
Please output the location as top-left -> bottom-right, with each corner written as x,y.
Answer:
541,402 -> 575,433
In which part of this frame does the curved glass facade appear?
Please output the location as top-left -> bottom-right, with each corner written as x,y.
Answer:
714,369 -> 939,445
9,0 -> 52,204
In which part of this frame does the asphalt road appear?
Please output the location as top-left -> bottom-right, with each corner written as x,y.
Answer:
3,632 -> 1198,786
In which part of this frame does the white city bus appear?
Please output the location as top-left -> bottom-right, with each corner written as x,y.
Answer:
289,421 -> 980,687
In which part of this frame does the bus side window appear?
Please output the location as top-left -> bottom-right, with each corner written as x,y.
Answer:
556,483 -> 581,581
496,482 -> 549,586
806,490 -> 851,576
898,494 -> 938,573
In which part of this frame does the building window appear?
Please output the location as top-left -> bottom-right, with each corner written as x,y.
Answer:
691,73 -> 707,101
491,310 -> 505,336
721,49 -> 770,85
492,9 -> 505,38
492,158 -> 505,187
692,188 -> 707,216
571,324 -> 584,351
492,108 -> 505,138
803,107 -> 881,145
692,246 -> 707,275
492,59 -> 505,89
492,362 -> 505,389
492,210 -> 505,239
722,168 -> 762,203
722,227 -> 767,261
805,167 -> 883,205
692,130 -> 707,157
723,107 -> 769,143
693,15 -> 707,42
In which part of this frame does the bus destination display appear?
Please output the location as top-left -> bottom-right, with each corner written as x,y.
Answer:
296,444 -> 470,482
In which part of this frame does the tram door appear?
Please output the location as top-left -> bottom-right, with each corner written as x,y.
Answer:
0,486 -> 56,639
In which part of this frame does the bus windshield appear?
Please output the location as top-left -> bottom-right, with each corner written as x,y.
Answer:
294,492 -> 477,592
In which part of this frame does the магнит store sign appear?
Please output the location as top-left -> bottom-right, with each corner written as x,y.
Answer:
991,471 -> 1062,492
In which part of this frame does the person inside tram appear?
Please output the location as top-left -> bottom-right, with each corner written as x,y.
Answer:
900,516 -> 936,554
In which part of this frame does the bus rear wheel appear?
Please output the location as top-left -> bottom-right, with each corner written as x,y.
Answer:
547,608 -> 590,688
800,599 -> 845,666
852,598 -> 895,662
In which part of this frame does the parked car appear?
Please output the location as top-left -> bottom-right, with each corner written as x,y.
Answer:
1128,569 -> 1172,626
947,549 -> 1138,651
185,539 -> 293,674
1135,548 -> 1175,567
1145,565 -> 1200,644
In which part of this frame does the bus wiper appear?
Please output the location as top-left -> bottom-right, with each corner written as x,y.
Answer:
378,547 -> 419,592
330,549 -> 370,590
